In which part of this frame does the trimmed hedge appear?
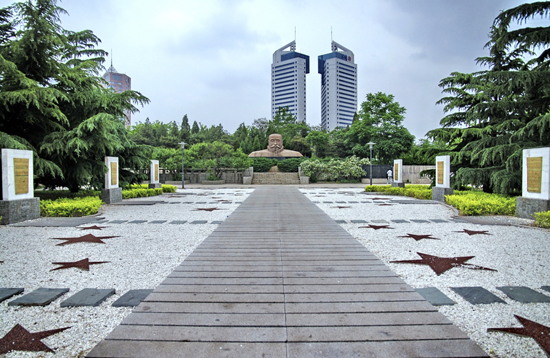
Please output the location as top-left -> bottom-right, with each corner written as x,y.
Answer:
364,185 -> 432,200
122,188 -> 163,199
445,191 -> 516,216
533,211 -> 550,228
126,184 -> 177,193
40,196 -> 103,217
277,158 -> 307,172
252,158 -> 278,172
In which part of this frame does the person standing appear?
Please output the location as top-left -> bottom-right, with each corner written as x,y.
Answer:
386,168 -> 393,184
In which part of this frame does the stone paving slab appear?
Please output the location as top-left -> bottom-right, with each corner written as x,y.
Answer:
0,288 -> 24,303
112,289 -> 153,307
542,286 -> 550,292
496,286 -> 550,303
8,287 -> 69,306
111,200 -> 165,205
60,288 -> 115,307
415,287 -> 456,306
451,286 -> 507,305
87,186 -> 488,358
11,216 -> 105,227
128,220 -> 147,224
169,220 -> 187,224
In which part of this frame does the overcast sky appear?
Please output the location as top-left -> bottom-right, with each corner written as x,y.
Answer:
4,0 -> 539,140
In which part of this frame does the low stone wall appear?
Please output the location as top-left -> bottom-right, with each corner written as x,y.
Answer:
252,172 -> 300,185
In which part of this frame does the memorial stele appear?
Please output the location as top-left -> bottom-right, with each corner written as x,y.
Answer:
248,133 -> 303,158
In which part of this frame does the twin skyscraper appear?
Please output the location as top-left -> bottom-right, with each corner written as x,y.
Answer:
271,40 -> 358,132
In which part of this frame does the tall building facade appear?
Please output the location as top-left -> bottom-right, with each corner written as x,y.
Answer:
318,41 -> 357,131
103,64 -> 132,126
271,41 -> 309,122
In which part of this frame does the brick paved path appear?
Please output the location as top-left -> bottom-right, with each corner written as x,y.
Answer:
87,186 -> 488,357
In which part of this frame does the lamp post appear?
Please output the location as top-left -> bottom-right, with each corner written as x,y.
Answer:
179,142 -> 185,189
367,142 -> 375,186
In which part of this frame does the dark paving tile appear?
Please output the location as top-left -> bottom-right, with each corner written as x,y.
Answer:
182,201 -> 194,204
335,220 -> 347,224
410,219 -> 430,223
350,220 -> 367,224
371,220 -> 389,223
415,287 -> 455,306
60,288 -> 115,307
108,220 -> 127,224
112,289 -> 153,307
8,288 -> 69,306
169,220 -> 187,224
196,201 -> 207,204
221,201 -> 232,204
430,219 -> 448,223
169,202 -> 181,204
360,201 -> 370,203
391,219 -> 409,223
335,201 -> 346,204
235,201 -> 243,204
0,288 -> 24,303
542,286 -> 550,293
191,220 -> 208,224
149,220 -> 167,224
451,287 -> 506,304
373,201 -> 385,203
312,201 -> 320,203
128,220 -> 147,224
323,201 -> 333,204
497,286 -> 550,303
450,218 -> 469,223
210,221 -> 223,225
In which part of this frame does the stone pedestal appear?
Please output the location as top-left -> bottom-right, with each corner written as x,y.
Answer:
243,176 -> 252,185
391,183 -> 405,188
516,197 -> 550,219
300,176 -> 309,185
0,198 -> 40,225
432,187 -> 453,202
101,188 -> 122,204
148,183 -> 162,189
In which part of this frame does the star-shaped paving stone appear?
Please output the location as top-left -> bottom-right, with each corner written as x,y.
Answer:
399,233 -> 440,241
454,229 -> 491,236
488,315 -> 550,354
78,225 -> 107,230
333,206 -> 351,209
51,258 -> 109,271
391,252 -> 496,275
359,224 -> 394,230
0,324 -> 70,354
194,208 -> 221,212
50,234 -> 119,246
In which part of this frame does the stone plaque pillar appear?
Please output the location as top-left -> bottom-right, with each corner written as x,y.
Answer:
391,159 -> 405,188
101,156 -> 122,204
1,149 -> 40,224
516,147 -> 550,219
432,155 -> 453,202
149,160 -> 161,189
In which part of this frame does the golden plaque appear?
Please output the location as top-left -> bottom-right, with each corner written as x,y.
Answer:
437,161 -> 444,185
527,157 -> 542,193
14,158 -> 29,194
110,162 -> 118,186
155,163 -> 159,182
394,163 -> 399,181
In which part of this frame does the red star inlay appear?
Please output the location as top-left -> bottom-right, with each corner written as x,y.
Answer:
194,208 -> 221,212
454,229 -> 491,236
51,258 -> 109,271
390,252 -> 497,275
50,234 -> 119,246
78,225 -> 107,230
378,203 -> 392,206
399,233 -> 440,241
0,324 -> 70,354
215,199 -> 230,202
359,224 -> 394,230
488,315 -> 550,354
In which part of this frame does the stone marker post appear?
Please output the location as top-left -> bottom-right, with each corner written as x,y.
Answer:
432,155 -> 453,202
392,159 -> 405,188
0,149 -> 40,224
101,157 -> 122,204
149,160 -> 162,189
516,147 -> 550,219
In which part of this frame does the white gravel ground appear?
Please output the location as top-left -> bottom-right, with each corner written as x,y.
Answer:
0,189 -> 253,358
301,188 -> 550,358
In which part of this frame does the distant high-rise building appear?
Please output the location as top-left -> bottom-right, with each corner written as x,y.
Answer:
318,41 -> 357,131
103,63 -> 132,126
271,40 -> 309,123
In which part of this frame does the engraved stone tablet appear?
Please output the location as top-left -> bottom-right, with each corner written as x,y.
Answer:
394,163 -> 399,181
110,162 -> 118,186
437,161 -> 444,185
155,163 -> 159,182
527,157 -> 542,193
14,158 -> 29,194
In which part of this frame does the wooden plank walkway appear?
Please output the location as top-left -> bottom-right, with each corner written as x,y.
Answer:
88,187 -> 488,358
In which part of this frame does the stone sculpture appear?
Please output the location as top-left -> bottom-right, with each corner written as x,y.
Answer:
248,133 -> 303,158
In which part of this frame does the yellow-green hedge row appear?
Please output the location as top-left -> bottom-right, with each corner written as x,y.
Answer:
126,184 -> 177,193
40,197 -> 103,217
445,191 -> 516,216
534,211 -> 550,228
364,185 -> 432,200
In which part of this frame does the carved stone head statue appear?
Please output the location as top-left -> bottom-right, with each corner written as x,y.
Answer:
267,134 -> 284,154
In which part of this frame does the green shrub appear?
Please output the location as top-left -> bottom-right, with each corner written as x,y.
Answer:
252,158 -> 278,172
364,185 -> 432,200
40,197 -> 103,217
277,158 -> 306,172
122,188 -> 163,199
161,184 -> 176,193
302,156 -> 369,182
533,211 -> 550,228
445,192 -> 516,216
